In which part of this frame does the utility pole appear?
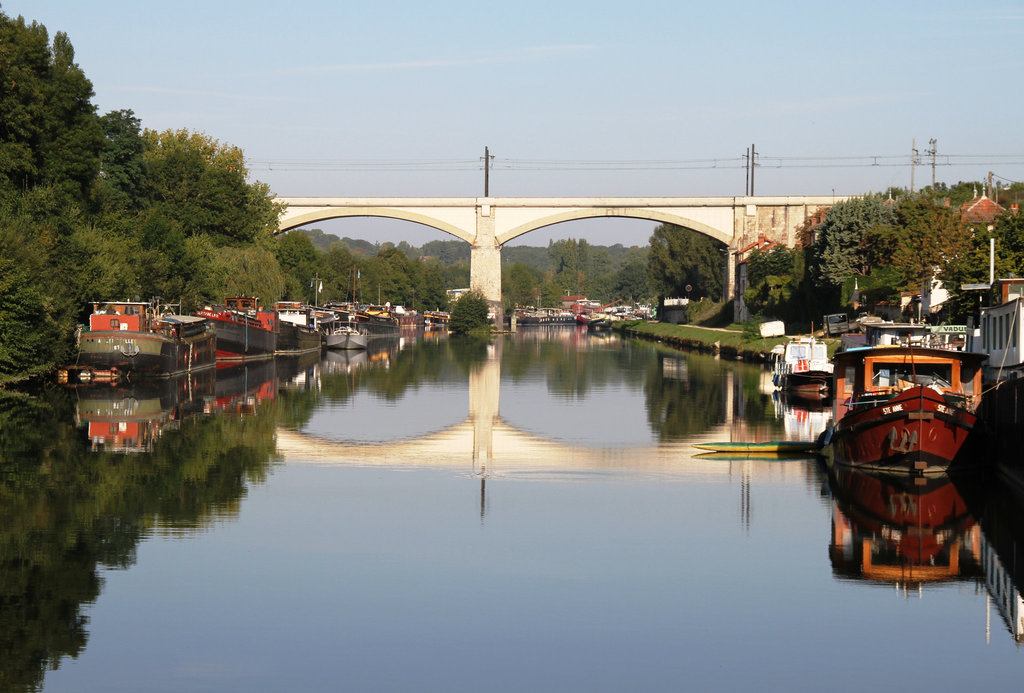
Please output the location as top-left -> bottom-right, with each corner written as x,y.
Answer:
910,139 -> 918,193
744,146 -> 750,195
927,138 -> 937,187
750,143 -> 756,196
483,146 -> 494,197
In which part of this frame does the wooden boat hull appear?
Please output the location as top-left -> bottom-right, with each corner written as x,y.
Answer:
829,385 -> 980,474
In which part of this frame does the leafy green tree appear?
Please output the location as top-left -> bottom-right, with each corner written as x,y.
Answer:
0,14 -> 103,207
539,275 -> 564,307
41,31 -> 104,203
417,261 -> 449,311
503,261 -> 541,308
0,225 -> 71,379
647,224 -> 725,301
614,248 -> 649,303
141,128 -> 281,247
549,238 -> 591,295
95,109 -> 145,210
449,290 -> 491,334
277,231 -> 319,300
421,239 -> 470,264
319,244 -> 357,303
743,246 -> 799,316
214,246 -> 285,304
811,195 -> 897,287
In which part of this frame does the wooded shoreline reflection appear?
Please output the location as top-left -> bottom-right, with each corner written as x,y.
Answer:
0,333 -> 775,690
8,333 -> 1024,691
0,370 -> 280,693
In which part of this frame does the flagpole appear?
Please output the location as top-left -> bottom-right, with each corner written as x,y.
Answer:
312,272 -> 321,306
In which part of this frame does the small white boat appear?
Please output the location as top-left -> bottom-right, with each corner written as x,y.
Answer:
320,309 -> 367,350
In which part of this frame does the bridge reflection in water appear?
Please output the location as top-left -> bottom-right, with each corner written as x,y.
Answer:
275,338 -> 817,489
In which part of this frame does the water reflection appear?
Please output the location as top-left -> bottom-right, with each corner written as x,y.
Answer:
74,370 -> 215,452
13,331 -> 1024,691
828,465 -> 981,589
954,471 -> 1024,643
0,365 -> 281,692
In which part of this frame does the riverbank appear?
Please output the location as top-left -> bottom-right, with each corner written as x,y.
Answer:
615,320 -> 839,362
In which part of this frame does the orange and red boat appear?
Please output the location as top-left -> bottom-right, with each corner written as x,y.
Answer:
825,346 -> 987,474
195,297 -> 278,361
64,300 -> 216,382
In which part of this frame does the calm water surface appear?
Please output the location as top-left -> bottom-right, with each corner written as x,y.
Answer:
3,329 -> 1023,692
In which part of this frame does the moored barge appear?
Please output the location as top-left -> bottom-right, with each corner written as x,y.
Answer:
62,300 -> 216,382
195,297 -> 278,361
825,346 -> 987,474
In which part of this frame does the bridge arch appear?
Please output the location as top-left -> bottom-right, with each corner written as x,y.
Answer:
495,208 -> 731,246
278,206 -> 476,244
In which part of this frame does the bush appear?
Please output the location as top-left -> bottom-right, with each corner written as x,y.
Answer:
449,290 -> 491,334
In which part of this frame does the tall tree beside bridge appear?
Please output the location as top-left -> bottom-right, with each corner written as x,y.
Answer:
646,224 -> 724,302
811,195 -> 897,288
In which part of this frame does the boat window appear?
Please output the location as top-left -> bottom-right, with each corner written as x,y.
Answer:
871,362 -> 952,389
812,344 -> 827,360
790,345 -> 808,360
843,366 -> 856,394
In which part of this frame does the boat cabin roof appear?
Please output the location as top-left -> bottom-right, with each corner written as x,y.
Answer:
225,297 -> 261,310
834,345 -> 987,369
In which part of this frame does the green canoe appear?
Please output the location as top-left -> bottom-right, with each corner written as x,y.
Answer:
692,441 -> 818,454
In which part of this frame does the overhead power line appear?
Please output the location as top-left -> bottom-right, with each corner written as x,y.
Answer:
245,153 -> 1024,177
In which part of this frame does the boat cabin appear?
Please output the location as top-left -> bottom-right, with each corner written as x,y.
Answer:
225,297 -> 260,311
89,301 -> 152,332
832,346 -> 986,420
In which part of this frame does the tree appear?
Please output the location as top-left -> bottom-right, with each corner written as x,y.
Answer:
417,261 -> 449,312
96,109 -> 145,210
647,224 -> 725,301
503,262 -> 541,308
549,238 -> 591,295
613,248 -> 649,303
812,195 -> 897,287
214,247 -> 285,304
141,128 -> 281,247
276,231 -> 319,300
743,246 -> 799,316
0,14 -> 103,207
449,290 -> 491,334
39,31 -> 104,203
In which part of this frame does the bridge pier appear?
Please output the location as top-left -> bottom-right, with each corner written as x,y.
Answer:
470,202 -> 504,327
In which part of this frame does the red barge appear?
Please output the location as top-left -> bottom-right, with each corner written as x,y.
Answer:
195,297 -> 278,361
825,346 -> 987,474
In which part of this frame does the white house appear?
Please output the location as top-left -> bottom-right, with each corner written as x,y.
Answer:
971,296 -> 1024,380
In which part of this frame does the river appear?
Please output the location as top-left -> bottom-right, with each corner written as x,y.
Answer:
2,328 -> 1022,692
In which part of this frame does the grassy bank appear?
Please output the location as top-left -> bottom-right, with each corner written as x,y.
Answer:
616,320 -> 839,362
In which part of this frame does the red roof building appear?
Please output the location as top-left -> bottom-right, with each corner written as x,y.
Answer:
960,195 -> 1005,224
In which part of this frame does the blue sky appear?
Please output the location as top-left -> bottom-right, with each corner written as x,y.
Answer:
12,0 -> 1024,244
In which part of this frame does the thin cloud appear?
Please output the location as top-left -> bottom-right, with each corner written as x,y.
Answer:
107,86 -> 291,103
761,91 -> 925,118
279,45 -> 594,75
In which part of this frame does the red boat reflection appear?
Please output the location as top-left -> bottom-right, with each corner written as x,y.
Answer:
828,464 -> 982,586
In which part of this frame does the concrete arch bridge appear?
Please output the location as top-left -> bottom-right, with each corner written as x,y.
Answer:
277,196 -> 843,319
